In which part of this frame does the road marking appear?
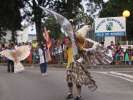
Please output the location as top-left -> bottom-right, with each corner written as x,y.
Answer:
110,71 -> 133,79
94,71 -> 133,83
116,71 -> 133,72
108,73 -> 133,83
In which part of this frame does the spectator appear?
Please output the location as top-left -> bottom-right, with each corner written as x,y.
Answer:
120,48 -> 124,64
127,46 -> 132,65
55,39 -> 64,64
7,43 -> 15,73
124,49 -> 129,65
131,48 -> 133,65
38,42 -> 48,76
114,43 -> 122,64
114,50 -> 121,65
27,43 -> 32,64
109,41 -> 115,64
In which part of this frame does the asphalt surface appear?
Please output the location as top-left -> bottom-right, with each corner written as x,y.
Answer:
0,66 -> 133,100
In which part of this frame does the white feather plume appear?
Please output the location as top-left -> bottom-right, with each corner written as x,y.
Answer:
76,25 -> 91,38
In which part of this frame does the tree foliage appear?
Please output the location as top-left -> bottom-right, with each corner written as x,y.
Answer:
43,17 -> 62,39
21,0 -> 83,43
0,0 -> 22,42
0,0 -> 22,30
51,0 -> 82,19
0,0 -> 106,43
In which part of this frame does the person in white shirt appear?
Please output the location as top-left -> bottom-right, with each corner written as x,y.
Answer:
38,43 -> 48,76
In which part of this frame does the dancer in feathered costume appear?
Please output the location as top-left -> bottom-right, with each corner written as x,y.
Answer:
64,26 -> 97,100
0,45 -> 31,73
40,7 -> 112,100
64,25 -> 113,100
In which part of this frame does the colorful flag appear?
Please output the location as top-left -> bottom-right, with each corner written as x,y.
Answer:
43,28 -> 52,49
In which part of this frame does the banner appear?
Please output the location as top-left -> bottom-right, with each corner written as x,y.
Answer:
95,17 -> 126,36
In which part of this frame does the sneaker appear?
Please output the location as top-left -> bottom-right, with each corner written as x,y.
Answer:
42,73 -> 48,76
42,73 -> 45,76
74,96 -> 81,100
66,93 -> 73,99
44,72 -> 48,76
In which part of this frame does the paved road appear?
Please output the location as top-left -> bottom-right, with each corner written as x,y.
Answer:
0,66 -> 133,100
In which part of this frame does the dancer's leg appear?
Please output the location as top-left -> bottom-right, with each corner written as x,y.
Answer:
74,84 -> 82,100
66,70 -> 73,99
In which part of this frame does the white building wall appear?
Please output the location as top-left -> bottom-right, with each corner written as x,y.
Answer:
16,23 -> 36,43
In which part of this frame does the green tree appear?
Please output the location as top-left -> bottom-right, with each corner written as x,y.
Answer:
0,0 -> 22,43
51,0 -> 82,19
44,17 -> 62,39
21,0 -> 83,44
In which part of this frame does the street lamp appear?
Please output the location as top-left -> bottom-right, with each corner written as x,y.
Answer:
122,10 -> 130,45
123,10 -> 130,17
65,0 -> 67,3
103,0 -> 109,3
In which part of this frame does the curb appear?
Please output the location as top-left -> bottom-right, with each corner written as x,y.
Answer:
0,63 -> 133,69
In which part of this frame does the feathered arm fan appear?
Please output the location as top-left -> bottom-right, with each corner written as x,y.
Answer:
75,25 -> 113,65
40,6 -> 78,56
0,45 -> 31,73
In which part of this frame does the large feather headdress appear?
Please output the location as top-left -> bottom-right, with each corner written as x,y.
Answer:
75,25 -> 113,65
75,25 -> 99,49
76,25 -> 91,38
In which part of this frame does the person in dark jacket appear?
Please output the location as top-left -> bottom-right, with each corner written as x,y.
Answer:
7,43 -> 15,73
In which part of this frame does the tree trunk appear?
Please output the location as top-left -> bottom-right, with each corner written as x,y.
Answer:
33,0 -> 44,46
11,30 -> 17,44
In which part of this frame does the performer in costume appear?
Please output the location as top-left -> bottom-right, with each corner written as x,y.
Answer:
64,25 -> 113,100
64,37 -> 97,100
7,43 -> 15,73
0,45 -> 31,73
40,7 -> 112,100
64,37 -> 79,100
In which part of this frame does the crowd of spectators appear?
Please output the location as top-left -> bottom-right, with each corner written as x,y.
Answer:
0,40 -> 133,65
107,41 -> 133,65
0,40 -> 64,65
